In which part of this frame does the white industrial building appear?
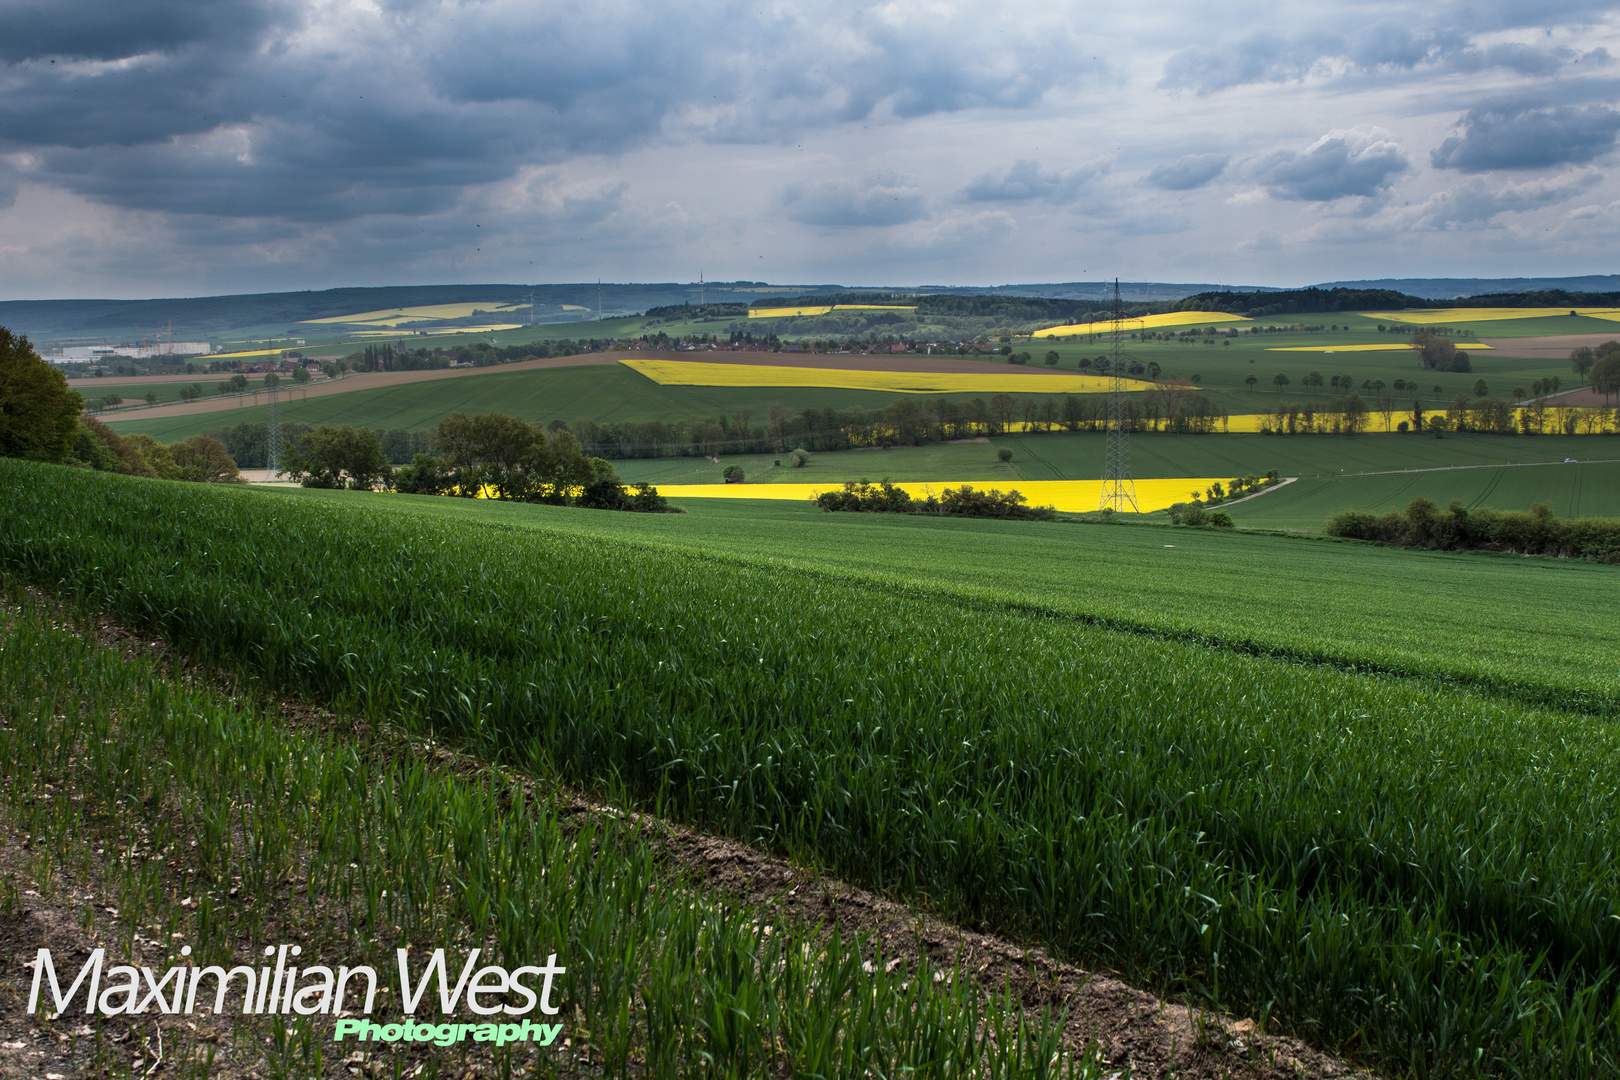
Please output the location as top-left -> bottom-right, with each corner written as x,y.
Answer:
52,342 -> 214,362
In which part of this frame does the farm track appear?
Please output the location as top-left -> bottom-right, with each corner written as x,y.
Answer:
0,589 -> 1366,1080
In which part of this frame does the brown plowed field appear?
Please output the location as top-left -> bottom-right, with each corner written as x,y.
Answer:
1479,333 -> 1620,358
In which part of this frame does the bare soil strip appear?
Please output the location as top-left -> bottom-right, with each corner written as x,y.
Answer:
1478,333 -> 1620,358
0,592 -> 1371,1080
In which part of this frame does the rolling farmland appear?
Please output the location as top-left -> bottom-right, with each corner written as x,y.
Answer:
6,459 -> 1620,1079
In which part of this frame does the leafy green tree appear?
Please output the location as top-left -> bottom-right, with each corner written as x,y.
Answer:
169,435 -> 244,483
722,464 -> 745,483
394,454 -> 447,495
1472,379 -> 1489,397
1414,332 -> 1470,372
281,424 -> 392,489
1043,350 -> 1059,367
1591,354 -> 1620,405
1244,375 -> 1258,391
0,327 -> 83,463
988,393 -> 1015,434
1342,392 -> 1370,433
1305,371 -> 1324,390
1272,373 -> 1290,389
1060,394 -> 1083,430
1571,346 -> 1596,384
996,447 -> 1013,462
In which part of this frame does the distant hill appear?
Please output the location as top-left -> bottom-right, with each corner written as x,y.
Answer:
1313,275 -> 1620,300
9,275 -> 1615,346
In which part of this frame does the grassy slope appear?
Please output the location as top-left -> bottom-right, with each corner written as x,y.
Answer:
8,460 -> 1620,1079
1,596 -> 1075,1079
261,485 -> 1620,712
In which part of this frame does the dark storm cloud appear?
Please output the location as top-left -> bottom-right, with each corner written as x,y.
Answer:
0,0 -> 276,62
1260,131 -> 1410,201
1431,99 -> 1620,171
780,173 -> 927,227
1144,153 -> 1229,191
959,159 -> 1106,204
0,0 -> 1092,225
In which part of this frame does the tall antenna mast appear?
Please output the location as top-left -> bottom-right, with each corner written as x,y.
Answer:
700,271 -> 705,306
1099,278 -> 1139,512
597,279 -> 603,322
529,290 -> 535,326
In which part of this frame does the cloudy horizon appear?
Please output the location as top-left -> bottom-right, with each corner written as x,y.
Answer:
3,0 -> 1618,299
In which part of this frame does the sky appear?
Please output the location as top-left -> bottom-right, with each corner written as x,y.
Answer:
2,0 -> 1619,298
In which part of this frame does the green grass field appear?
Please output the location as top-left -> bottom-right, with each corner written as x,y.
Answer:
606,431 -> 1616,488
256,482 -> 1620,713
107,365 -> 923,442
2,597 -> 1081,1079
1230,461 -> 1620,531
7,459 -> 1620,1079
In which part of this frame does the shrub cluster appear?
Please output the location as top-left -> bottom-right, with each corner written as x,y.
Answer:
67,416 -> 243,483
1166,503 -> 1234,528
1326,497 -> 1620,563
815,480 -> 1055,520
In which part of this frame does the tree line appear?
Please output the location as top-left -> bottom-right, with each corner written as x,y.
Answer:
570,392 -> 1229,460
1327,497 -> 1620,563
202,420 -> 432,469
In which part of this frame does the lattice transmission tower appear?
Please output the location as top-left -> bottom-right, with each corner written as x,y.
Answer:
265,379 -> 281,482
1099,278 -> 1139,512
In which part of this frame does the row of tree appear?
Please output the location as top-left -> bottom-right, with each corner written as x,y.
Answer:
279,413 -> 676,512
569,393 -> 1231,460
203,420 -> 432,469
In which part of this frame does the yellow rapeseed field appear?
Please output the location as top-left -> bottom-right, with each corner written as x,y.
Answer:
302,302 -> 528,326
207,348 -> 292,359
653,478 -> 1228,513
1031,312 -> 1250,338
1369,307 -> 1620,324
748,304 -> 917,319
348,325 -> 524,337
620,358 -> 1154,394
1265,343 -> 1495,353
